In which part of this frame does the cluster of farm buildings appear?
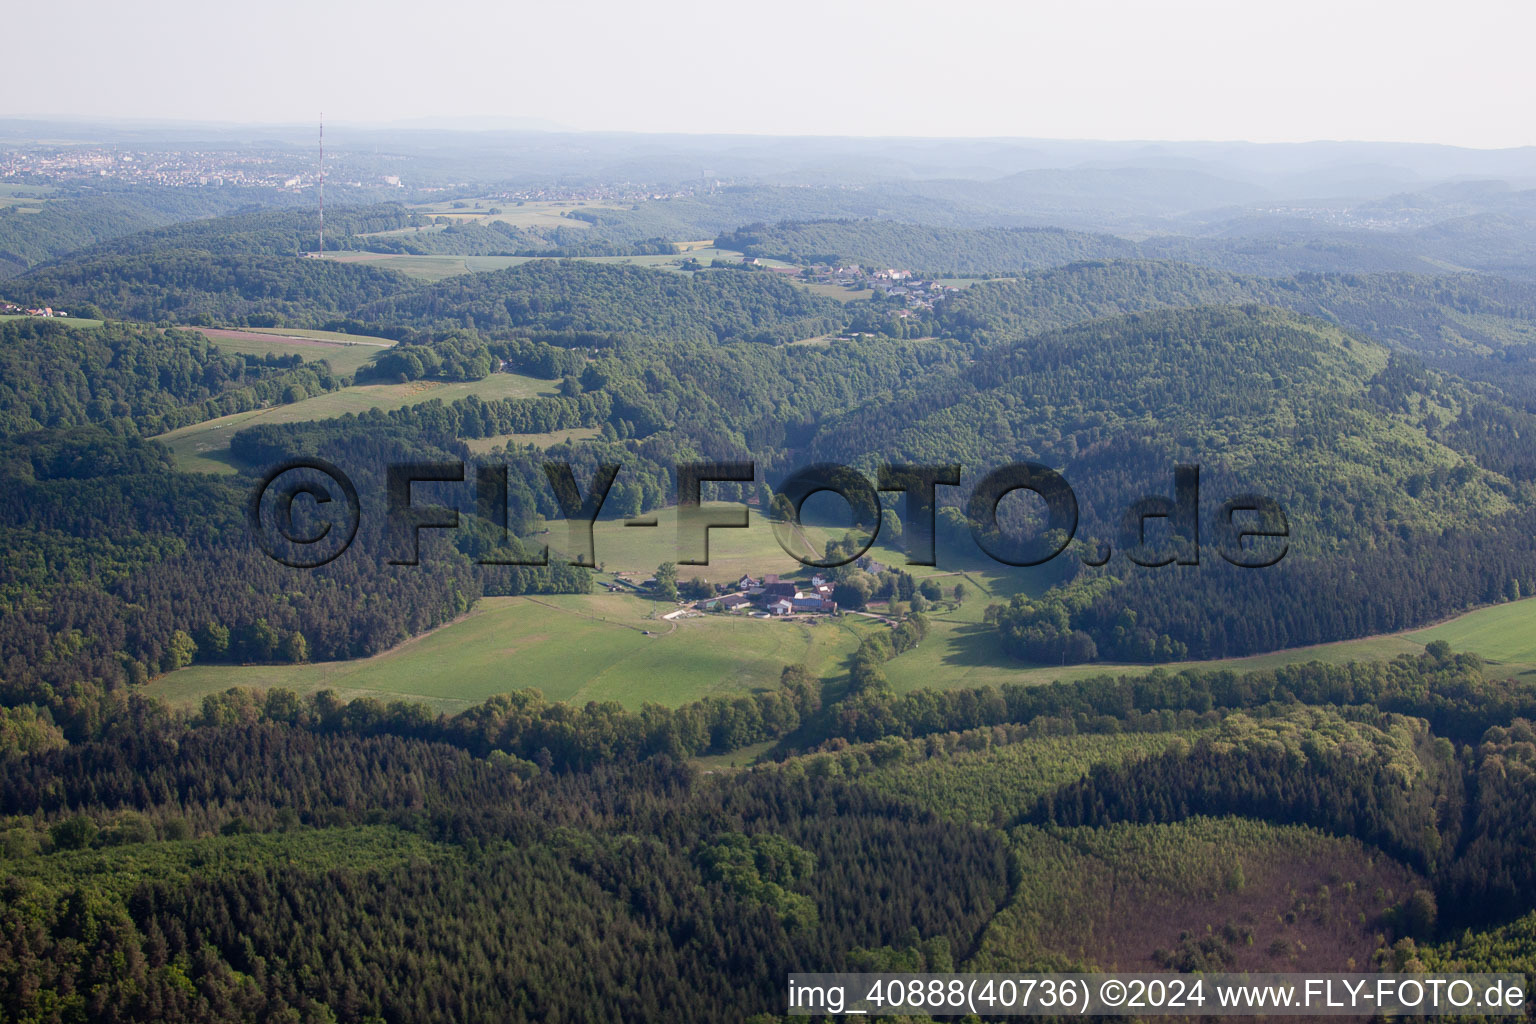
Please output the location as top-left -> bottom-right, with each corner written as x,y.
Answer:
0,302 -> 68,318
697,573 -> 839,617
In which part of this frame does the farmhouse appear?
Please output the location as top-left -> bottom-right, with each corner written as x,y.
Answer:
759,582 -> 797,603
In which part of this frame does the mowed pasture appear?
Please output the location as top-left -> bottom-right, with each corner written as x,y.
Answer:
141,473 -> 1536,715
156,372 -> 558,474
402,198 -> 629,231
319,248 -> 787,282
791,280 -> 873,303
577,503 -> 1005,588
191,327 -> 395,377
141,511 -> 1077,712
1403,597 -> 1536,671
0,314 -> 105,328
144,586 -> 1536,715
148,591 -> 873,712
243,326 -> 398,345
322,251 -> 500,282
878,593 -> 1536,693
0,184 -> 55,211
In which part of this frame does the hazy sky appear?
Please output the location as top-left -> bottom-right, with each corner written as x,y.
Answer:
8,0 -> 1534,147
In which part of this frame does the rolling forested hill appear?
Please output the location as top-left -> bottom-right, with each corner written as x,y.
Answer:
0,318 -> 340,436
716,214 -> 1536,280
938,260 -> 1536,356
9,252 -> 416,325
61,204 -> 421,259
349,260 -> 851,344
0,187 -> 286,278
115,253 -> 1534,670
813,303 -> 1502,533
717,219 -> 1139,274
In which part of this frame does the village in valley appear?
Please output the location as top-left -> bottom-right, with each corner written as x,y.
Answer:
807,263 -> 962,311
749,258 -> 965,317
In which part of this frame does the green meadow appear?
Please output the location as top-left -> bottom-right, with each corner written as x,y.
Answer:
402,198 -> 626,230
878,594 -> 1536,693
191,327 -> 396,377
139,439 -> 1536,712
148,534 -> 1536,713
0,314 -> 105,328
585,505 -> 831,581
146,506 -> 927,710
322,252 -> 501,281
1402,597 -> 1536,672
0,184 -> 55,211
791,280 -> 874,302
156,372 -> 557,474
148,592 -> 873,712
464,426 -> 602,452
320,246 -> 789,282
242,327 -> 396,344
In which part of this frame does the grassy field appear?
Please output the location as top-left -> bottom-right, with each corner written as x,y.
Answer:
147,592 -> 870,712
145,590 -> 1536,716
189,327 -> 395,377
792,280 -> 874,302
878,593 -> 1536,693
323,251 -> 490,282
1404,597 -> 1536,670
0,314 -> 105,328
464,426 -> 601,453
141,471 -> 1536,715
575,505 -> 994,586
402,198 -> 629,230
0,184 -> 54,211
142,510 -> 1061,712
156,372 -> 557,474
242,327 -> 397,345
319,247 -> 789,281
321,249 -> 724,281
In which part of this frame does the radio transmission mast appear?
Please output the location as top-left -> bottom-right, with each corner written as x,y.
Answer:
317,114 -> 324,256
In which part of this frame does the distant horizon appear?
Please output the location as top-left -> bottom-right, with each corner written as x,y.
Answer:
3,116 -> 1535,154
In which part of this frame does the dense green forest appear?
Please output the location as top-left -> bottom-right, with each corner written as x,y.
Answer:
5,649 -> 1536,1019
0,319 -> 341,436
